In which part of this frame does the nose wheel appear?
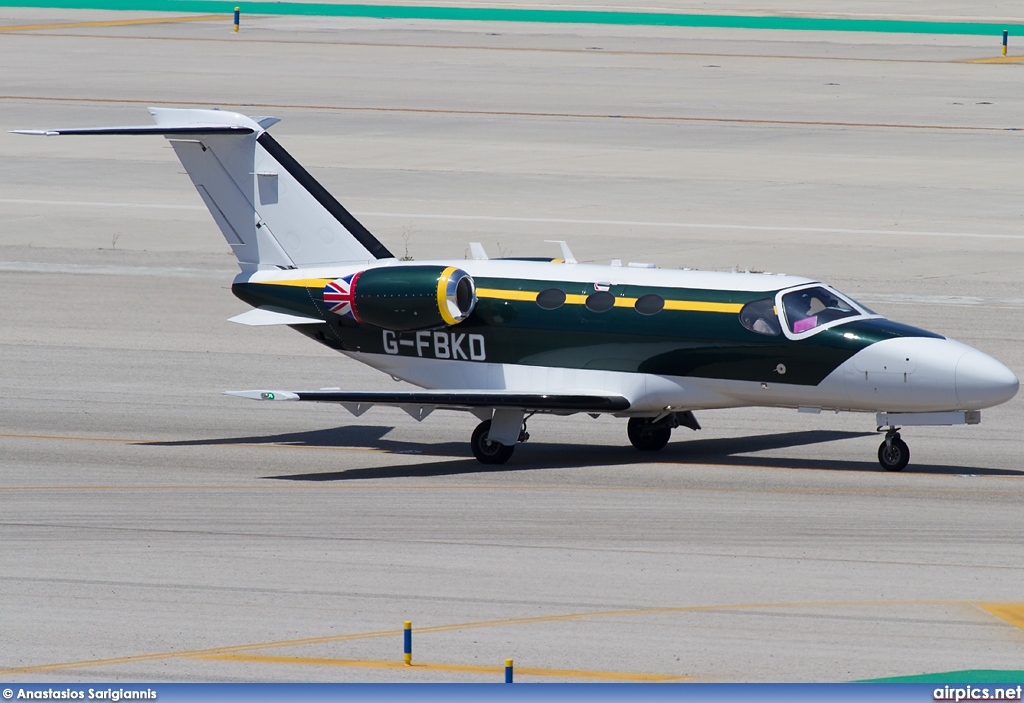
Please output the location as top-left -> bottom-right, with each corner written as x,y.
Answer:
877,429 -> 910,472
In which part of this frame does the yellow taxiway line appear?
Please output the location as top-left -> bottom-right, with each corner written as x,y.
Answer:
196,654 -> 687,681
961,56 -> 1024,63
4,599 -> 1024,676
977,603 -> 1024,630
0,15 -> 229,33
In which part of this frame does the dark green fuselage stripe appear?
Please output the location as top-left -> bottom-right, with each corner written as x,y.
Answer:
233,278 -> 941,387
4,0 -> 1021,36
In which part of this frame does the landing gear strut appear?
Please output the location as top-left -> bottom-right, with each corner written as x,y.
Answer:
877,427 -> 910,472
627,411 -> 700,452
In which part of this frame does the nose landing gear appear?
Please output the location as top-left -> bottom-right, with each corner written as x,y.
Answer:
877,427 -> 910,472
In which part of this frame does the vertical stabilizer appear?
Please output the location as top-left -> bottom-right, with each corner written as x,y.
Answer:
153,108 -> 394,269
13,107 -> 394,270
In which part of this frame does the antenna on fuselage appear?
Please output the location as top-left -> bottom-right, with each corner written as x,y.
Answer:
544,240 -> 577,264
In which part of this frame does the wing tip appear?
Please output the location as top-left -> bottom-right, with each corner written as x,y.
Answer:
225,390 -> 299,401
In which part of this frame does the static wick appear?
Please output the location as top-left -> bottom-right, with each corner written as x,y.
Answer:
404,621 -> 412,665
505,658 -> 514,683
234,6 -> 240,33
1003,29 -> 1008,57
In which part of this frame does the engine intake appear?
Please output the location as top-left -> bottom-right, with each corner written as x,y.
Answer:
323,265 -> 477,331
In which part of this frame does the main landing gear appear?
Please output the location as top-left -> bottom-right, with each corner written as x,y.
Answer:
470,411 -> 701,465
470,416 -> 531,465
627,411 -> 701,452
877,427 -> 910,472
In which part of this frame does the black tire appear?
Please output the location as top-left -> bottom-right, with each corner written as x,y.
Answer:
878,437 -> 910,472
471,420 -> 515,465
627,417 -> 672,451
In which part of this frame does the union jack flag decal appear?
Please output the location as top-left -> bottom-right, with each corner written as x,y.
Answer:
323,272 -> 361,321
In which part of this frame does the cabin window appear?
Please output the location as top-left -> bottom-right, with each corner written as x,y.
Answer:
739,298 -> 781,336
536,288 -> 566,310
634,294 -> 664,316
585,291 -> 615,312
781,286 -> 859,334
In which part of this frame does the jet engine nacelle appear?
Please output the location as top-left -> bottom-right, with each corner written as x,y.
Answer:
323,265 -> 477,331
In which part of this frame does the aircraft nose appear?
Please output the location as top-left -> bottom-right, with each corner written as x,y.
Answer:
955,350 -> 1019,408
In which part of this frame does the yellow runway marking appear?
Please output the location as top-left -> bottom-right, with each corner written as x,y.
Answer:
0,432 -> 395,455
196,654 -> 686,680
0,15 -> 228,33
2,599 -> 1020,675
962,56 -> 1024,64
2,432 -> 140,444
977,603 -> 1024,631
0,95 -> 1013,132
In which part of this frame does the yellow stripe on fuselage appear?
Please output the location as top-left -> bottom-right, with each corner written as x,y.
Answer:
664,300 -> 743,313
257,278 -> 334,288
477,288 -> 539,302
478,288 -> 742,313
257,282 -> 744,314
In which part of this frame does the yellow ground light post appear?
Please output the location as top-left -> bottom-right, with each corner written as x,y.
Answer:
403,621 -> 412,665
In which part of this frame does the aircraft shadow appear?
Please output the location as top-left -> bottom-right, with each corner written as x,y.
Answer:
141,426 -> 1023,479
226,427 -> 1023,480
141,425 -> 463,456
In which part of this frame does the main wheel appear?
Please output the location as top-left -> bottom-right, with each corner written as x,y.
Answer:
471,419 -> 515,465
627,417 -> 672,451
877,436 -> 910,472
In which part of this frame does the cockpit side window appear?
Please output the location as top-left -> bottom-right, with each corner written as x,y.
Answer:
781,286 -> 859,334
739,298 -> 781,336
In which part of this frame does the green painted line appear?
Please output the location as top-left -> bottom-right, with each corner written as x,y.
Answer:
858,670 -> 1024,683
3,0 -> 1024,36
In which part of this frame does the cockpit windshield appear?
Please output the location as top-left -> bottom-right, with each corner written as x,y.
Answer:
778,285 -> 868,336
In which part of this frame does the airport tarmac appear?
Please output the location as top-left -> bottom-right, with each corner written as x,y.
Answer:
1,3 -> 1023,682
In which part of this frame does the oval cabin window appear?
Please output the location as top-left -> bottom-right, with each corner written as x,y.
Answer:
585,291 -> 615,313
634,294 -> 664,316
536,288 -> 567,310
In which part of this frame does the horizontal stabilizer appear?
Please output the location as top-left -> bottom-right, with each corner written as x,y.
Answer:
228,306 -> 323,326
10,125 -> 254,136
226,389 -> 631,413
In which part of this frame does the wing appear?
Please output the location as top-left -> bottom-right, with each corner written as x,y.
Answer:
226,389 -> 631,419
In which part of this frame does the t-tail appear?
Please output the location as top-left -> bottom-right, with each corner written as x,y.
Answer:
12,107 -> 394,271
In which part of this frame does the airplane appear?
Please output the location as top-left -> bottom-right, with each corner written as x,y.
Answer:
14,108 -> 1019,471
